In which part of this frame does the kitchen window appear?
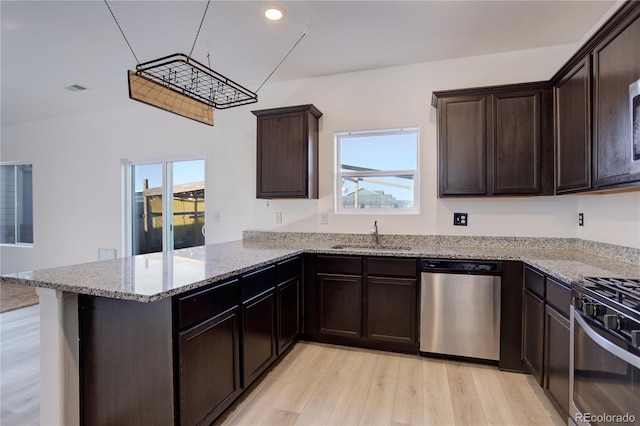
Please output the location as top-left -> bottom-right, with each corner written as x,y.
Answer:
0,162 -> 33,245
124,158 -> 205,255
335,128 -> 419,213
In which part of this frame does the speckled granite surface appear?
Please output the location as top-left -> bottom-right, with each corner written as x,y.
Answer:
1,241 -> 303,302
2,232 -> 638,302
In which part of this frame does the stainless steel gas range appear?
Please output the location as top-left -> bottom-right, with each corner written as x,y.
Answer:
570,277 -> 640,426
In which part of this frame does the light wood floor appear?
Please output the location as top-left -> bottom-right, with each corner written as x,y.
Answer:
0,306 -> 565,426
0,304 -> 40,426
218,342 -> 566,426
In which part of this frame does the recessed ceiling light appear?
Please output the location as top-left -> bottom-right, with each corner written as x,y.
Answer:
264,5 -> 285,21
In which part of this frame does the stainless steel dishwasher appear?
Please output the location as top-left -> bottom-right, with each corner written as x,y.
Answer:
420,259 -> 501,361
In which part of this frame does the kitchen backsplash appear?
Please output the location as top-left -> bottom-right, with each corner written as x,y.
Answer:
243,230 -> 640,265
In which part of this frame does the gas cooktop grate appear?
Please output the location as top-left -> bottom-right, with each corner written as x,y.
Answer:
583,277 -> 640,311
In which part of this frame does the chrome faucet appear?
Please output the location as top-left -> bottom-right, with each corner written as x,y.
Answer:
370,220 -> 380,246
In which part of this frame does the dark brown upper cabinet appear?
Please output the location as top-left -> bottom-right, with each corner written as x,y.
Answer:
433,83 -> 553,197
592,4 -> 640,189
252,104 -> 323,199
554,56 -> 592,194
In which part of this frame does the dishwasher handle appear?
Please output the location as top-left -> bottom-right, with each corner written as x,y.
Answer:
421,259 -> 502,274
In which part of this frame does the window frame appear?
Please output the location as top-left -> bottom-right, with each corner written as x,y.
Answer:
334,127 -> 420,214
0,161 -> 34,246
122,154 -> 206,257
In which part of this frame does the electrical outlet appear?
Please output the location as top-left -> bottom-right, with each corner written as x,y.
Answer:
320,212 -> 329,225
275,212 -> 282,224
453,212 -> 468,226
578,213 -> 584,226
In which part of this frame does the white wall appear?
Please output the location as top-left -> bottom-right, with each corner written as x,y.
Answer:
2,42 -> 639,274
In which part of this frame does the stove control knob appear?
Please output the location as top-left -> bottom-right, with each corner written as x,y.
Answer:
604,314 -> 621,331
582,302 -> 606,316
632,331 -> 640,350
573,297 -> 583,309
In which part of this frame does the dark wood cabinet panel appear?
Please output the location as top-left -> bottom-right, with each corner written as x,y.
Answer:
493,90 -> 543,194
544,305 -> 570,417
177,278 -> 239,329
592,7 -> 640,188
318,274 -> 363,338
523,288 -> 545,385
253,104 -> 322,199
437,95 -> 488,196
434,83 -> 552,197
242,288 -> 277,388
79,296 -> 175,425
277,276 -> 300,354
367,276 -> 416,344
178,307 -> 240,426
500,261 -> 525,372
555,57 -> 592,193
367,257 -> 417,278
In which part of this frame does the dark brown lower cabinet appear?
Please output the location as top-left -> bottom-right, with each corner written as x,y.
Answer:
178,306 -> 240,426
277,276 -> 300,354
544,305 -> 570,416
523,288 -> 545,385
242,288 -> 277,388
318,274 -> 362,338
79,295 -> 175,426
367,276 -> 416,344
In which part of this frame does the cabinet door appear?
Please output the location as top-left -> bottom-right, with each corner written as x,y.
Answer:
179,306 -> 240,426
242,288 -> 277,387
544,305 -> 570,417
592,9 -> 640,187
367,276 -> 416,344
438,95 -> 488,196
492,90 -> 542,194
318,274 -> 362,339
523,288 -> 545,385
555,57 -> 592,193
256,111 -> 308,198
277,276 -> 300,354
254,105 -> 322,199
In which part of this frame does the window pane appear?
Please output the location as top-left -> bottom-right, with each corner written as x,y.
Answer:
16,165 -> 33,243
340,131 -> 417,172
1,165 -> 16,243
132,163 -> 163,255
171,160 -> 205,250
341,175 -> 415,210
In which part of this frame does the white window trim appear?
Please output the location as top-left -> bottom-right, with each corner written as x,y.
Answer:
0,161 -> 34,247
122,154 -> 205,257
334,128 -> 420,215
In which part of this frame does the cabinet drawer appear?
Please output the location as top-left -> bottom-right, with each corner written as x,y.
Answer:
367,257 -> 417,278
525,267 -> 545,298
546,277 -> 571,318
277,256 -> 301,283
317,255 -> 362,275
241,265 -> 277,300
177,279 -> 240,329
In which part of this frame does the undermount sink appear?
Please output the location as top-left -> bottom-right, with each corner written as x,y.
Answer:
330,244 -> 413,252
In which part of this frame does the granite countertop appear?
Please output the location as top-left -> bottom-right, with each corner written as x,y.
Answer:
2,235 -> 639,302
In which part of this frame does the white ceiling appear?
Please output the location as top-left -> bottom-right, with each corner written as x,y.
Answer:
0,0 -> 619,126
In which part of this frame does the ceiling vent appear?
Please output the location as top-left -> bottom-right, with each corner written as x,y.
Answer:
65,84 -> 88,92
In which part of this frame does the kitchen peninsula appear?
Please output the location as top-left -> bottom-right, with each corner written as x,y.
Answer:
2,233 -> 639,425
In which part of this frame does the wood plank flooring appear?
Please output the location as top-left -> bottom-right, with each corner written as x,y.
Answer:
0,305 -> 566,426
218,342 -> 566,426
0,304 -> 40,425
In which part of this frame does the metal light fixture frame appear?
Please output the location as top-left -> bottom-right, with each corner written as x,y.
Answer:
135,53 -> 258,109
